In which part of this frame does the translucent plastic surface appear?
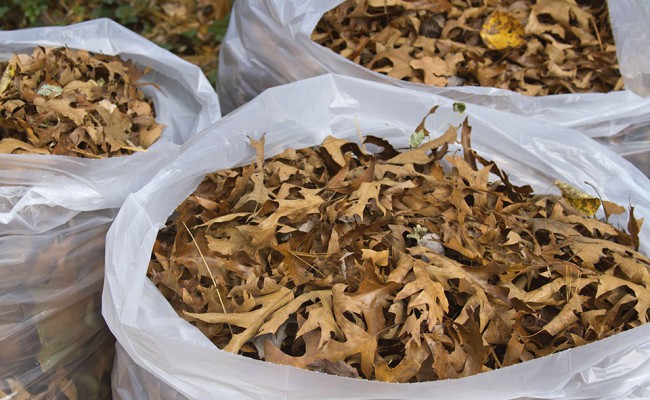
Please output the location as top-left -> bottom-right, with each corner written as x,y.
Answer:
0,18 -> 221,234
217,1 -> 650,173
105,75 -> 650,400
0,19 -> 221,399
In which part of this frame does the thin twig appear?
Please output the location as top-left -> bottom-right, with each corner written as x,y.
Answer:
584,181 -> 607,222
354,117 -> 368,154
291,252 -> 328,278
182,221 -> 233,335
590,16 -> 605,52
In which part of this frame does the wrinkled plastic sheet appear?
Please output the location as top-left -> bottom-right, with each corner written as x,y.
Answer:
104,74 -> 650,400
0,211 -> 115,398
0,19 -> 221,399
0,18 -> 221,235
112,342 -> 188,400
217,0 -> 650,171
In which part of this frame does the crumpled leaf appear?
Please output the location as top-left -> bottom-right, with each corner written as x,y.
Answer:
0,61 -> 15,95
480,10 -> 526,51
307,359 -> 360,378
555,180 -> 601,216
37,84 -> 64,97
408,130 -> 426,149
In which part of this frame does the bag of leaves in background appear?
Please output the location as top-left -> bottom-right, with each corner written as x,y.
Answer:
0,19 -> 220,399
104,74 -> 650,400
217,0 -> 650,176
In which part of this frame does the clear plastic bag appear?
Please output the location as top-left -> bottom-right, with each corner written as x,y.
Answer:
0,19 -> 221,399
112,343 -> 188,400
104,74 -> 650,400
0,211 -> 115,399
217,0 -> 650,172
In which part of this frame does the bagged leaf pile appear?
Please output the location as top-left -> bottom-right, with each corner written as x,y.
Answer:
104,74 -> 650,399
0,19 -> 221,400
217,1 -> 650,177
147,109 -> 648,382
0,211 -> 116,399
0,46 -> 163,158
313,0 -> 620,96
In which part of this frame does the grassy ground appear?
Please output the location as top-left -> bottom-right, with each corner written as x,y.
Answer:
0,0 -> 232,85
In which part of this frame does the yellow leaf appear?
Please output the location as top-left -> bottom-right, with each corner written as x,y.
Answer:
554,180 -> 601,216
0,61 -> 16,95
480,10 -> 526,51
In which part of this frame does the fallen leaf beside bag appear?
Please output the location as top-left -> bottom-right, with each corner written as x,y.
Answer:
0,19 -> 220,399
104,74 -> 650,400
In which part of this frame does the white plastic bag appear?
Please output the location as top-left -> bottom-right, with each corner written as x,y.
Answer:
0,19 -> 221,398
217,0 -> 650,173
112,343 -> 188,400
104,74 -> 650,400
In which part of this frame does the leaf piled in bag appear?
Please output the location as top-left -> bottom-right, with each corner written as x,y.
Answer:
312,0 -> 622,96
0,47 -> 163,157
147,110 -> 648,382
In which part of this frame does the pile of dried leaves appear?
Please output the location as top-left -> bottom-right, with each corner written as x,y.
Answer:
148,109 -> 648,382
0,47 -> 163,157
313,0 -> 622,96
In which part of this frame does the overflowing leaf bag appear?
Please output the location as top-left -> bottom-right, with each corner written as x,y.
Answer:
0,19 -> 221,398
217,0 -> 650,174
104,74 -> 650,400
0,46 -> 165,158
